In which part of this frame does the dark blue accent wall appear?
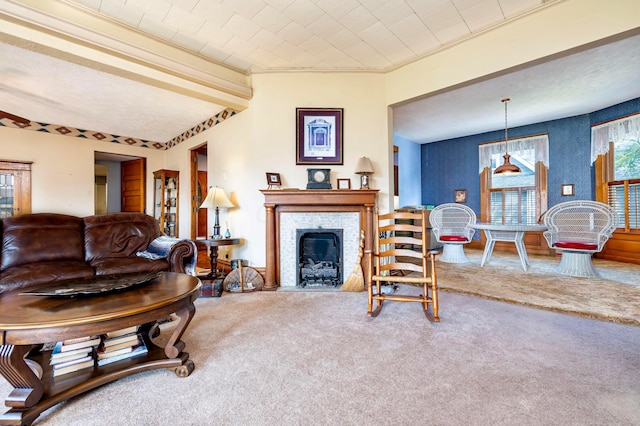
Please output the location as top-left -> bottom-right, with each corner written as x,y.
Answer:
590,98 -> 640,125
421,98 -> 640,216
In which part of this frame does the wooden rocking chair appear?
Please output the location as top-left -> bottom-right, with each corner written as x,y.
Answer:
366,209 -> 442,322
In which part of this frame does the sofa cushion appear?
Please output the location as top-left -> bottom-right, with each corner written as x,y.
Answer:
0,261 -> 94,293
84,213 -> 162,265
92,257 -> 168,276
1,213 -> 85,271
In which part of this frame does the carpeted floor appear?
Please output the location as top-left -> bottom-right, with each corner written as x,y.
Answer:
435,249 -> 640,325
2,253 -> 639,425
10,288 -> 640,426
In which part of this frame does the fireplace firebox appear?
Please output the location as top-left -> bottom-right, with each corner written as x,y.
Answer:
296,229 -> 343,288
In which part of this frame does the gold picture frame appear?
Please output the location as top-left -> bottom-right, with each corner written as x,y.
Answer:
455,189 -> 467,203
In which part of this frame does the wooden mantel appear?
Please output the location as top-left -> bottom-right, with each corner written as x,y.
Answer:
261,189 -> 379,290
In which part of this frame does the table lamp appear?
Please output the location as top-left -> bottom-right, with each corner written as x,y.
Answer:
200,186 -> 234,239
355,156 -> 374,189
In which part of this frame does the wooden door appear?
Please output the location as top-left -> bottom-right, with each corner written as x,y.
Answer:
197,171 -> 208,237
121,158 -> 146,212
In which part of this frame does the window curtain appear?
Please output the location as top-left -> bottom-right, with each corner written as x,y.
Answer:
478,135 -> 549,174
591,113 -> 640,164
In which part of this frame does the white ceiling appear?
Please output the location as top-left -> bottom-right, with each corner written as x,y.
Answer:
0,0 -> 638,144
394,32 -> 640,143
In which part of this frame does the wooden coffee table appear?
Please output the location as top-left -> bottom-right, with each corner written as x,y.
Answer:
0,272 -> 201,425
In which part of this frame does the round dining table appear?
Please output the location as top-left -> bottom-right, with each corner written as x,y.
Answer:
471,222 -> 547,271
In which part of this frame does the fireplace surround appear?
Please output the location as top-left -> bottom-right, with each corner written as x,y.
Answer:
261,189 -> 378,290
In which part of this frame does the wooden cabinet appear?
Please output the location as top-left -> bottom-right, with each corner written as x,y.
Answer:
0,160 -> 32,218
153,169 -> 179,237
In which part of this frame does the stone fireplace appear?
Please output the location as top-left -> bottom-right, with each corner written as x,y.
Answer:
261,189 -> 378,290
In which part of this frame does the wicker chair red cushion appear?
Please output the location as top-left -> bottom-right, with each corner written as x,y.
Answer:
554,241 -> 598,251
440,235 -> 469,242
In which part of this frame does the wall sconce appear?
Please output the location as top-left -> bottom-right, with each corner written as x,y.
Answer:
199,186 -> 234,239
355,156 -> 374,189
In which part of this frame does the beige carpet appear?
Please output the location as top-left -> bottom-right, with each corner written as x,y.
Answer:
436,248 -> 640,326
6,289 -> 640,425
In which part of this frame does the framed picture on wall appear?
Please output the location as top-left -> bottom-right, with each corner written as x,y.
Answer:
561,184 -> 574,196
296,107 -> 344,165
455,189 -> 467,203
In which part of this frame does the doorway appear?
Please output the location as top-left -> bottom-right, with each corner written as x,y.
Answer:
94,152 -> 146,214
190,145 -> 210,269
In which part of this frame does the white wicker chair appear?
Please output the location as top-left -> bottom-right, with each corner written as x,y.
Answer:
429,203 -> 476,263
542,200 -> 617,278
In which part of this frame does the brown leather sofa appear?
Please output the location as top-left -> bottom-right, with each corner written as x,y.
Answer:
0,212 -> 196,293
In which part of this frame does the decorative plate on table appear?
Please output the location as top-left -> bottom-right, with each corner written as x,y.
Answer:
20,272 -> 162,297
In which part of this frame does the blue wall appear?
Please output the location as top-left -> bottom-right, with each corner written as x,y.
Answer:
394,135 -> 422,207
421,98 -> 640,216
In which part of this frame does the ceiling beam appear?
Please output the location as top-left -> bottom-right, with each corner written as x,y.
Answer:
0,0 -> 252,111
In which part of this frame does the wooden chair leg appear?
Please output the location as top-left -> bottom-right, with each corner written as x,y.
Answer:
431,282 -> 439,322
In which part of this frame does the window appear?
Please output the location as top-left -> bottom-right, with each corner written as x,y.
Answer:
608,180 -> 639,229
592,113 -> 640,230
479,135 -> 548,224
489,146 -> 536,223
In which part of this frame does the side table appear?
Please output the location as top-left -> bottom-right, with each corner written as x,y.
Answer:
195,238 -> 240,279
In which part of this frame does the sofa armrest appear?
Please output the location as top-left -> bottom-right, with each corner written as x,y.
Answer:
138,236 -> 197,275
167,239 -> 197,275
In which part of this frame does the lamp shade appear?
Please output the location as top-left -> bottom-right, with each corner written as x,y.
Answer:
200,186 -> 233,209
355,156 -> 374,174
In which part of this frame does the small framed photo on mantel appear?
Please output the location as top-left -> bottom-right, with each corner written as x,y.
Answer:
337,178 -> 351,190
266,172 -> 281,189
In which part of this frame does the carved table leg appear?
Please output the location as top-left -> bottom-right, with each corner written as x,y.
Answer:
164,303 -> 196,359
0,345 -> 45,424
0,345 -> 44,409
205,246 -> 220,279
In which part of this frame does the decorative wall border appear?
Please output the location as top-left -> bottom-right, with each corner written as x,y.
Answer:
0,108 -> 240,151
166,108 -> 238,148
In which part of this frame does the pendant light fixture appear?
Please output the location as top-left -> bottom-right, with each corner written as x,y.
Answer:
494,98 -> 521,175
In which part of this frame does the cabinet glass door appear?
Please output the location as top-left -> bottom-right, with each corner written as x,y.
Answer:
0,173 -> 14,218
